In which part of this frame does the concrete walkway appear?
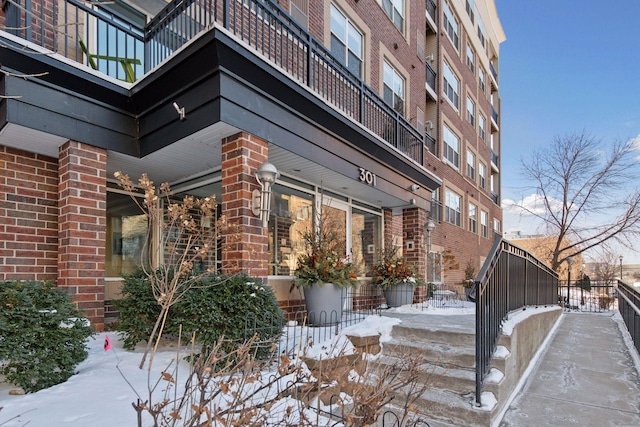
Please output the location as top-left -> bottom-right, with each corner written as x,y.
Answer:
499,312 -> 640,427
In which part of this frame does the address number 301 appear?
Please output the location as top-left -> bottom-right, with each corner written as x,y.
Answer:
358,168 -> 377,186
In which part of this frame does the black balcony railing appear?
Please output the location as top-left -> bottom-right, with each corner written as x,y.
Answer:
426,61 -> 436,93
425,132 -> 436,155
469,238 -> 559,406
489,61 -> 498,80
618,280 -> 640,355
426,0 -> 437,24
491,105 -> 499,125
3,0 -> 424,164
491,150 -> 499,166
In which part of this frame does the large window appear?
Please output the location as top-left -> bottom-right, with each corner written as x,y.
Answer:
477,15 -> 486,49
330,4 -> 363,78
479,68 -> 486,94
383,61 -> 405,114
445,189 -> 462,227
382,0 -> 404,33
466,149 -> 476,180
469,203 -> 477,233
466,44 -> 475,74
467,96 -> 475,127
479,162 -> 486,189
352,207 -> 382,275
479,114 -> 486,141
481,210 -> 488,237
466,0 -> 475,24
443,1 -> 459,49
443,124 -> 460,168
106,191 -> 148,277
443,61 -> 460,110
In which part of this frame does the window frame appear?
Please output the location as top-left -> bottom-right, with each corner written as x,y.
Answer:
466,149 -> 476,180
480,210 -> 488,238
468,202 -> 477,234
445,189 -> 462,227
330,3 -> 364,78
443,61 -> 460,110
466,44 -> 475,75
479,162 -> 486,189
383,60 -> 406,115
443,124 -> 460,169
466,96 -> 476,127
443,1 -> 459,50
382,0 -> 404,33
479,113 -> 486,141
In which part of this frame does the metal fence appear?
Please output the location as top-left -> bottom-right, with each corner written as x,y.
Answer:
558,280 -> 617,312
470,237 -> 559,406
618,280 -> 640,355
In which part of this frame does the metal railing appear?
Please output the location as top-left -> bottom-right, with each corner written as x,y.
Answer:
3,0 -> 144,82
425,132 -> 436,155
426,61 -> 436,92
469,237 -> 559,406
558,280 -> 616,312
618,280 -> 640,355
430,198 -> 442,223
426,0 -> 437,23
3,0 -> 425,163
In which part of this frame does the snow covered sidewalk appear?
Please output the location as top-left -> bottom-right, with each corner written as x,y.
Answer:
499,312 -> 640,427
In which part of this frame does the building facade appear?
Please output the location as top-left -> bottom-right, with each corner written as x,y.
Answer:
0,0 -> 504,329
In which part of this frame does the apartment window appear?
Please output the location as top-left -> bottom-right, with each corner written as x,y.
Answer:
443,1 -> 459,50
465,0 -> 475,24
480,210 -> 488,237
479,114 -> 486,141
106,191 -> 149,277
494,218 -> 501,234
443,61 -> 460,110
479,162 -> 486,189
479,68 -> 486,94
466,96 -> 475,127
383,61 -> 405,114
445,189 -> 462,227
330,4 -> 363,78
466,44 -> 475,74
443,125 -> 460,168
382,0 -> 404,33
466,149 -> 476,180
469,203 -> 477,233
478,16 -> 486,49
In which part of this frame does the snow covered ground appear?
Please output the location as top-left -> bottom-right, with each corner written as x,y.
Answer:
0,303 -> 478,426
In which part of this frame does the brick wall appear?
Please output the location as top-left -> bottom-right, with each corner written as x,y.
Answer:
58,141 -> 107,331
0,146 -> 58,281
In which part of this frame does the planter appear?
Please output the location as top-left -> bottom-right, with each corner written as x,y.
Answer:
383,283 -> 415,308
303,282 -> 343,326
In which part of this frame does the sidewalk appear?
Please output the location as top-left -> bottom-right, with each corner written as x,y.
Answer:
499,312 -> 640,427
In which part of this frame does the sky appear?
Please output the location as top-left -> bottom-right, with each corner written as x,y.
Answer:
494,0 -> 640,264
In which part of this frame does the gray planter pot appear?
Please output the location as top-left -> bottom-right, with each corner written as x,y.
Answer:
384,283 -> 415,307
303,282 -> 343,326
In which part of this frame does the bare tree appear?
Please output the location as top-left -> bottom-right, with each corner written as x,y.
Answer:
592,251 -> 619,284
518,131 -> 640,271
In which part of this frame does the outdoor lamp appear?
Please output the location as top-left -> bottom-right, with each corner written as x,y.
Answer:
254,162 -> 279,228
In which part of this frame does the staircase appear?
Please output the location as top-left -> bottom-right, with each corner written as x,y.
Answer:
376,311 -> 505,426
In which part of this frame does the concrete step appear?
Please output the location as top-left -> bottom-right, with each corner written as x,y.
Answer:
384,337 -> 476,369
390,322 -> 476,347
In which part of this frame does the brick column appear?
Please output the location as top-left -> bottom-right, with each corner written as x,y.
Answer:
403,207 -> 429,302
220,132 -> 269,277
58,141 -> 107,331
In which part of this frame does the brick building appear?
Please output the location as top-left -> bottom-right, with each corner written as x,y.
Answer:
0,0 -> 504,329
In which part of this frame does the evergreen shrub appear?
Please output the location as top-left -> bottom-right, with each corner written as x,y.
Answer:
0,280 -> 93,393
115,271 -> 285,359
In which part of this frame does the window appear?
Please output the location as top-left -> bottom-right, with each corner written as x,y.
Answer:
445,189 -> 462,227
477,15 -> 486,49
352,207 -> 382,275
443,61 -> 460,109
465,0 -> 475,24
383,61 -> 405,114
480,210 -> 488,237
466,149 -> 476,180
479,162 -> 486,189
479,68 -> 486,94
494,218 -> 501,234
330,4 -> 363,78
382,0 -> 404,33
443,125 -> 460,168
466,96 -> 475,127
106,191 -> 149,277
466,44 -> 475,74
443,1 -> 459,50
469,203 -> 477,233
479,114 -> 486,141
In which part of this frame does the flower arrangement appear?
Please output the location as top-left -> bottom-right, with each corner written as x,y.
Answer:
292,209 -> 359,289
370,243 -> 425,290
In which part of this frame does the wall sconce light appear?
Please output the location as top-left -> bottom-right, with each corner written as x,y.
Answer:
172,102 -> 186,121
254,162 -> 280,227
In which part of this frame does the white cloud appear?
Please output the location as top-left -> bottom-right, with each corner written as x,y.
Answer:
502,193 -> 561,216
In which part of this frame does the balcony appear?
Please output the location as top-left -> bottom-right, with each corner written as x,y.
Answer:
426,61 -> 437,101
491,105 -> 499,131
489,61 -> 499,92
491,191 -> 500,206
426,0 -> 437,33
430,198 -> 443,223
491,150 -> 499,172
425,132 -> 436,155
2,0 -> 425,165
